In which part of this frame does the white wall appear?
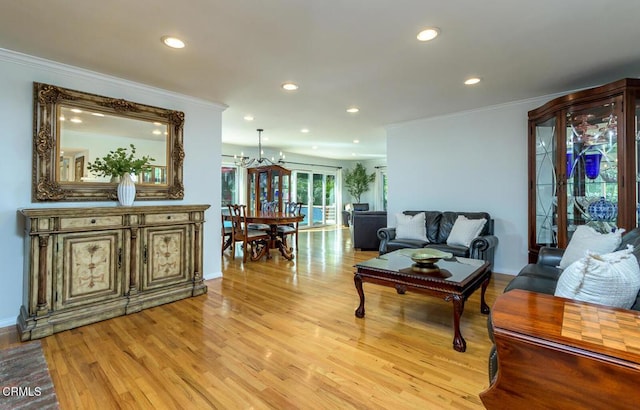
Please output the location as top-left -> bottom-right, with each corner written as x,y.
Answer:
386,97 -> 555,275
0,49 -> 225,327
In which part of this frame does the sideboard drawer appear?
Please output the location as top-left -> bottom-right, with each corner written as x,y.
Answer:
60,215 -> 124,230
144,212 -> 190,224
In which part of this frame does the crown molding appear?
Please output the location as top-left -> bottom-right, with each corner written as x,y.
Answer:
0,47 -> 227,111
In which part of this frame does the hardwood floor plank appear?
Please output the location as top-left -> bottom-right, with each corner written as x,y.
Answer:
1,226 -> 511,409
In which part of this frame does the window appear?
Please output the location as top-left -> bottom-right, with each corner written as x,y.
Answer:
221,166 -> 238,207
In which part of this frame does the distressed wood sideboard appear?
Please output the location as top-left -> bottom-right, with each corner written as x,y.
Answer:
18,204 -> 210,341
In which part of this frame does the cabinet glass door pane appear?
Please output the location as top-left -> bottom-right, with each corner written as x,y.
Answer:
259,172 -> 268,203
535,117 -> 557,247
566,102 -> 619,235
272,172 -> 280,209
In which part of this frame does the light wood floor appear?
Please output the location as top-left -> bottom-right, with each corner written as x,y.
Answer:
1,227 -> 511,409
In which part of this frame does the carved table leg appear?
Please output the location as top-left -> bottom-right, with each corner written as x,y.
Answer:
354,274 -> 365,318
480,272 -> 492,314
451,295 -> 466,352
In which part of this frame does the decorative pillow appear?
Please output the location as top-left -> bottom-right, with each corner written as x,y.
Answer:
446,215 -> 487,247
558,225 -> 624,269
555,245 -> 640,309
395,212 -> 428,242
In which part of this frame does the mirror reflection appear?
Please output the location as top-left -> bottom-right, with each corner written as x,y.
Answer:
58,105 -> 168,184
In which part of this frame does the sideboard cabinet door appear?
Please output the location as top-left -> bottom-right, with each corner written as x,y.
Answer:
54,230 -> 125,310
141,225 -> 191,289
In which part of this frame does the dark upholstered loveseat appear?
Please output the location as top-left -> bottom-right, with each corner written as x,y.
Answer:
351,211 -> 387,250
377,211 -> 499,268
486,227 -> 640,383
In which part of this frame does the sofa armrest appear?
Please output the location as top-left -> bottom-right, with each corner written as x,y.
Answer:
470,234 -> 499,269
537,246 -> 564,267
377,227 -> 396,255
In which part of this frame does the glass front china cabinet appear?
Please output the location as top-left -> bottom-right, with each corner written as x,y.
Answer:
529,78 -> 640,261
247,164 -> 291,214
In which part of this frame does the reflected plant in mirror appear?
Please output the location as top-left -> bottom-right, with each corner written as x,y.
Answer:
86,144 -> 155,182
33,82 -> 185,201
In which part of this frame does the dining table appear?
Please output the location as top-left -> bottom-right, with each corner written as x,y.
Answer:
223,210 -> 305,261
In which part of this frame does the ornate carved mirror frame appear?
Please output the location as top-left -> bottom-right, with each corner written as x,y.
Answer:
33,82 -> 185,202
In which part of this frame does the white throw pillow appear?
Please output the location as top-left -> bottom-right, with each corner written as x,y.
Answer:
555,245 -> 640,309
558,225 -> 624,269
395,212 -> 428,242
446,215 -> 487,247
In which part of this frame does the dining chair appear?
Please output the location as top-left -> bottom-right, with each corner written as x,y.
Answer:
247,200 -> 272,231
221,208 -> 233,255
227,204 -> 271,262
277,202 -> 302,253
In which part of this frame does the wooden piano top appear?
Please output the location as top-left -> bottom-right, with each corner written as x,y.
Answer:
481,290 -> 640,409
491,289 -> 640,366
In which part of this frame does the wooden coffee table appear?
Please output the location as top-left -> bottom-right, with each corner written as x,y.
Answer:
354,249 -> 492,352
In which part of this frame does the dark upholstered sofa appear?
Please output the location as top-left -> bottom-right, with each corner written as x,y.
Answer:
377,211 -> 499,268
486,227 -> 640,383
351,211 -> 387,250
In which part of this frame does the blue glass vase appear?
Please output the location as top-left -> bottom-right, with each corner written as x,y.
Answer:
583,150 -> 602,179
566,151 -> 574,177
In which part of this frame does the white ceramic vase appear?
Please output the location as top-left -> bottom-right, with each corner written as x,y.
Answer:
117,174 -> 136,206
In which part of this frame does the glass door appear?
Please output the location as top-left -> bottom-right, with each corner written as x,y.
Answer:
293,170 -> 337,227
295,171 -> 310,227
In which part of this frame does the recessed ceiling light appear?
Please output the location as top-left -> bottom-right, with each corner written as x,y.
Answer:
70,118 -> 82,123
351,153 -> 356,156
70,108 -> 82,113
312,145 -> 318,150
153,122 -> 162,126
417,28 -> 440,42
353,139 -> 360,143
92,112 -> 104,117
162,36 -> 185,49
301,128 -> 309,133
464,77 -> 481,85
152,130 -> 162,135
346,107 -> 359,113
243,115 -> 254,121
282,82 -> 299,91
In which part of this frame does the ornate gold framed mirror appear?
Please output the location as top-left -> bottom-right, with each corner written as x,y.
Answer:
33,82 -> 185,201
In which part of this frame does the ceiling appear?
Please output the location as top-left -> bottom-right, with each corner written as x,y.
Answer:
2,1 -> 640,160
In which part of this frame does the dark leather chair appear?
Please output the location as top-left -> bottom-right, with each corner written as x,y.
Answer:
343,203 -> 370,227
351,211 -> 387,250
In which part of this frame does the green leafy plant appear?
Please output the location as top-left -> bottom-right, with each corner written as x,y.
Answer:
87,144 -> 154,178
344,162 -> 375,204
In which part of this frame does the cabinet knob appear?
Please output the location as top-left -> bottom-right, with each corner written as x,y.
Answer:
91,219 -> 96,224
167,215 -> 171,219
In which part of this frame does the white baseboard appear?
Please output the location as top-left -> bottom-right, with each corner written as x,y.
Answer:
0,317 -> 16,329
204,271 -> 222,280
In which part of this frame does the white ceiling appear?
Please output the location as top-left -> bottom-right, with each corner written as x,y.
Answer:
2,1 -> 640,160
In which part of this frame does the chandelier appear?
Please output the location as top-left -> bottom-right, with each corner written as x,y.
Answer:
234,128 -> 285,168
